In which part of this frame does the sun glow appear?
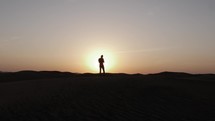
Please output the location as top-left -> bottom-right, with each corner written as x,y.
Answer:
86,50 -> 116,73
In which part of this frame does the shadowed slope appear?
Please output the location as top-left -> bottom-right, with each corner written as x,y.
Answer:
0,71 -> 215,121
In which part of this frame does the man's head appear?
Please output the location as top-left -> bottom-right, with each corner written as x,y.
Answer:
101,55 -> 103,58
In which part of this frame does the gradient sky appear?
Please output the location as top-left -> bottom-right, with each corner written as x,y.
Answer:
0,0 -> 215,74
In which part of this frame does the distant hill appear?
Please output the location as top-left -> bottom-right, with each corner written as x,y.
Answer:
0,71 -> 76,82
148,71 -> 193,78
147,71 -> 215,81
0,71 -> 214,82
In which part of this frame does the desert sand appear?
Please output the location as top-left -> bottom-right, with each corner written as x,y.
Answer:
0,71 -> 215,121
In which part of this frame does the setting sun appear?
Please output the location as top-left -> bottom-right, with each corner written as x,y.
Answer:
85,49 -> 116,73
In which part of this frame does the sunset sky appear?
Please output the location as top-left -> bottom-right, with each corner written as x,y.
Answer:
0,0 -> 215,74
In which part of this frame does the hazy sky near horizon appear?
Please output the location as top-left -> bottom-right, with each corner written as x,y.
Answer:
0,0 -> 215,73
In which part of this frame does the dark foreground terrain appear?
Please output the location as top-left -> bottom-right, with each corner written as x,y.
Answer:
0,71 -> 215,121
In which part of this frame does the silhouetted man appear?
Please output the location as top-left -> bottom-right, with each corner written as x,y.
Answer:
98,55 -> 105,74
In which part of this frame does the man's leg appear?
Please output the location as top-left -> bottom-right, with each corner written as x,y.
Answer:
102,66 -> 105,74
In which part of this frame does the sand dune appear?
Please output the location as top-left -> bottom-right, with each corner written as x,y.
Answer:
0,71 -> 215,121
